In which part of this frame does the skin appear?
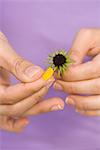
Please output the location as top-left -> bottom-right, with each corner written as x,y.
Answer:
54,28 -> 100,116
0,32 -> 64,132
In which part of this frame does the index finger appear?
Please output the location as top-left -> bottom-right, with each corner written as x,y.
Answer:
68,29 -> 93,65
62,59 -> 100,81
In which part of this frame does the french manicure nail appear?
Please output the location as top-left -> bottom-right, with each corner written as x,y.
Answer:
54,82 -> 63,90
51,104 -> 63,111
65,97 -> 75,106
65,97 -> 69,104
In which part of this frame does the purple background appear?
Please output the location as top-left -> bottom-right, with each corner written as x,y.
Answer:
0,0 -> 100,150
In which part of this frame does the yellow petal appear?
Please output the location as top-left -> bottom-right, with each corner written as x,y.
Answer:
42,67 -> 54,80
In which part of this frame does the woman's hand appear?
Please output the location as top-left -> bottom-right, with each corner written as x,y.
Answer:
0,31 -> 44,82
54,28 -> 100,116
0,32 -> 64,132
0,73 -> 64,132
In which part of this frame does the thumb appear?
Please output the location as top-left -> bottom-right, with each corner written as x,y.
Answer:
0,32 -> 43,82
11,57 -> 44,82
68,29 -> 92,65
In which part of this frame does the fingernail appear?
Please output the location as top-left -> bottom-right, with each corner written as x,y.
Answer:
53,82 -> 63,90
46,82 -> 53,88
25,66 -> 42,78
65,97 -> 69,104
65,97 -> 75,106
51,104 -> 64,111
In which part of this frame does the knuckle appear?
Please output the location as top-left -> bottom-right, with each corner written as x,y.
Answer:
35,94 -> 42,101
33,94 -> 41,102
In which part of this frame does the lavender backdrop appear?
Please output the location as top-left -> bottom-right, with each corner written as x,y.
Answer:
0,0 -> 100,150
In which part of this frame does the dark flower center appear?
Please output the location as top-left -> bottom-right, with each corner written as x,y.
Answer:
53,54 -> 66,67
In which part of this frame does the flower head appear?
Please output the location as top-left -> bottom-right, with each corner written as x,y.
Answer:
48,49 -> 74,76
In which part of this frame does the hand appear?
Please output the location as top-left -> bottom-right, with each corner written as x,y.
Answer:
0,32 -> 64,132
0,74 -> 64,132
54,28 -> 100,116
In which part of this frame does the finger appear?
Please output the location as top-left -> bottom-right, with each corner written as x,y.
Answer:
0,68 -> 10,84
54,78 -> 100,95
87,46 -> 100,56
66,95 -> 100,110
68,29 -> 93,65
62,60 -> 100,81
0,85 -> 50,116
76,109 -> 100,116
0,77 -> 54,104
24,97 -> 64,116
0,116 -> 29,132
54,72 -> 61,80
0,32 -> 44,82
0,31 -> 8,42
